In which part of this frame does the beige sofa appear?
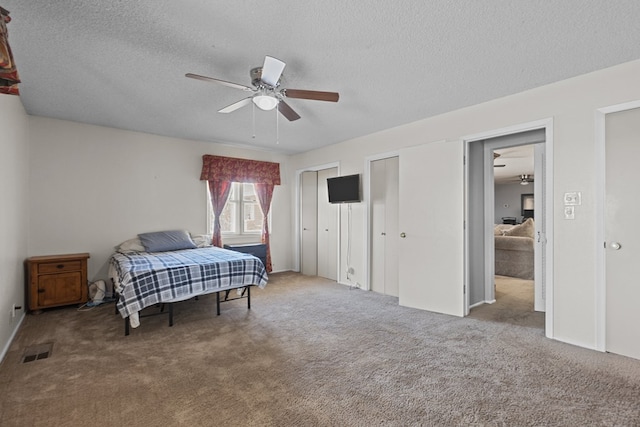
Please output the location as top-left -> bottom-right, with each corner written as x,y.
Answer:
494,219 -> 534,280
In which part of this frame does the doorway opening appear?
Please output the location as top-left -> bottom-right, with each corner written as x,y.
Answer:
473,144 -> 542,328
464,121 -> 553,337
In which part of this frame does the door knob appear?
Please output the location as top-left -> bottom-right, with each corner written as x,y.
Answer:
400,232 -> 406,238
610,242 -> 622,250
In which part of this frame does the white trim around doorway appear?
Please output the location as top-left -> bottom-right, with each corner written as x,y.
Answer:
462,118 -> 554,339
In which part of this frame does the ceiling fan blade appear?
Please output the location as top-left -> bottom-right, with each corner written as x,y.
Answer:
277,100 -> 301,121
494,164 -> 506,167
185,73 -> 254,92
261,56 -> 286,87
218,97 -> 253,113
283,89 -> 339,102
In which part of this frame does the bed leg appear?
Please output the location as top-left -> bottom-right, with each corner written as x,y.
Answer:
216,291 -> 221,315
168,303 -> 174,327
247,285 -> 251,310
125,317 -> 130,336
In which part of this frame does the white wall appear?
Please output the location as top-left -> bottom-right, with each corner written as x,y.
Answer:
28,117 -> 293,282
288,58 -> 640,351
0,95 -> 29,360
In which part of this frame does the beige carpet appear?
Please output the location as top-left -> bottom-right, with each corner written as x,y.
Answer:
468,275 -> 545,329
1,272 -> 639,426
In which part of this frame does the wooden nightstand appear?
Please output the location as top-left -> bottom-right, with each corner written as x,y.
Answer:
26,253 -> 90,312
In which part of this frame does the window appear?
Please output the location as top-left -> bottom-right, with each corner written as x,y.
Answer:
207,182 -> 264,235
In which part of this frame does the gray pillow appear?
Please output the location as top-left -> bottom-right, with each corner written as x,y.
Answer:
138,230 -> 197,252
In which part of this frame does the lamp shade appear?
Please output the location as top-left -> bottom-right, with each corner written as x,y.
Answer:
253,95 -> 279,111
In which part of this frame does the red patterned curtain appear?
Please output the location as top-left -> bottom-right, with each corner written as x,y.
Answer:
0,7 -> 20,96
200,155 -> 281,185
254,183 -> 274,272
207,180 -> 232,248
201,155 -> 281,268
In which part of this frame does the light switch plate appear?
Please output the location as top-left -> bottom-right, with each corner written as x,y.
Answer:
564,192 -> 581,206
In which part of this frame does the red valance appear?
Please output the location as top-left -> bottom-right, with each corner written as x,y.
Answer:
200,155 -> 281,185
0,7 -> 20,96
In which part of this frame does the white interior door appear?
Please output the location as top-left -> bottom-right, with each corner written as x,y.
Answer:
370,159 -> 386,294
533,143 -> 546,312
384,157 -> 399,297
317,168 -> 338,280
301,171 -> 318,276
605,107 -> 640,360
398,141 -> 464,316
370,157 -> 399,296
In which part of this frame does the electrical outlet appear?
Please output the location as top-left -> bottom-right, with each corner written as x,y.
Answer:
564,206 -> 575,220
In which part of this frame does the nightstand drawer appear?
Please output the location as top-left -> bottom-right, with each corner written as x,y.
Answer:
38,260 -> 82,274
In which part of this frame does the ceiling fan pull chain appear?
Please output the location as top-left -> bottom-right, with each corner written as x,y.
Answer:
252,102 -> 256,139
276,107 -> 279,144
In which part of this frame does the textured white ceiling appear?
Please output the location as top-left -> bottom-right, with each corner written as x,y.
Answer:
4,1 -> 640,154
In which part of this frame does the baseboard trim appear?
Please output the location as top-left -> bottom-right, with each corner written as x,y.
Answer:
0,312 -> 26,364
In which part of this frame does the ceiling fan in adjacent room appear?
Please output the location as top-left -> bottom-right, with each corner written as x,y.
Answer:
519,174 -> 534,185
186,56 -> 339,122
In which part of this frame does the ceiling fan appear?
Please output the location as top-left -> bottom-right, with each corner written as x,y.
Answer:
493,152 -> 506,167
186,56 -> 339,122
519,174 -> 534,185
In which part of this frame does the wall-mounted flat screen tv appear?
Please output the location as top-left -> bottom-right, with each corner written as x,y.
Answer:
327,174 -> 361,204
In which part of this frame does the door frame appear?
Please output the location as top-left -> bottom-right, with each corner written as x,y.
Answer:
462,118 -> 554,338
294,162 -> 340,274
594,99 -> 640,351
363,151 -> 400,291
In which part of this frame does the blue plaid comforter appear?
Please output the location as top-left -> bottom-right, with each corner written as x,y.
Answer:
111,247 -> 268,318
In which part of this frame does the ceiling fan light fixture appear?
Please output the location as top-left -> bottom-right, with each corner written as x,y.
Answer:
520,174 -> 530,185
253,95 -> 279,111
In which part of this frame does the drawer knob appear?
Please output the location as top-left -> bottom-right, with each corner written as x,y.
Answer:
57,264 -> 64,269
38,289 -> 45,293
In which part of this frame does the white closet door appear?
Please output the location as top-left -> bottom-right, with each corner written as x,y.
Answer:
398,140 -> 464,316
301,171 -> 318,276
605,107 -> 640,359
317,168 -> 338,280
384,157 -> 400,297
371,157 -> 399,296
370,159 -> 387,294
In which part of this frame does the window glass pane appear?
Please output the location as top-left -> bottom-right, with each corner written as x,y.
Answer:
220,202 -> 237,233
228,182 -> 239,201
244,201 -> 263,233
242,183 -> 255,201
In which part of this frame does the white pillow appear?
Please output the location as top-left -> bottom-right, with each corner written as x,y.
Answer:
117,237 -> 146,253
190,234 -> 213,248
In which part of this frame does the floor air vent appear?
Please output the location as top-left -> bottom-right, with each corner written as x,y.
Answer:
22,343 -> 53,363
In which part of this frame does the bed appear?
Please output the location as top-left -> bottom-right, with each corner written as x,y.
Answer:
109,233 -> 268,335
